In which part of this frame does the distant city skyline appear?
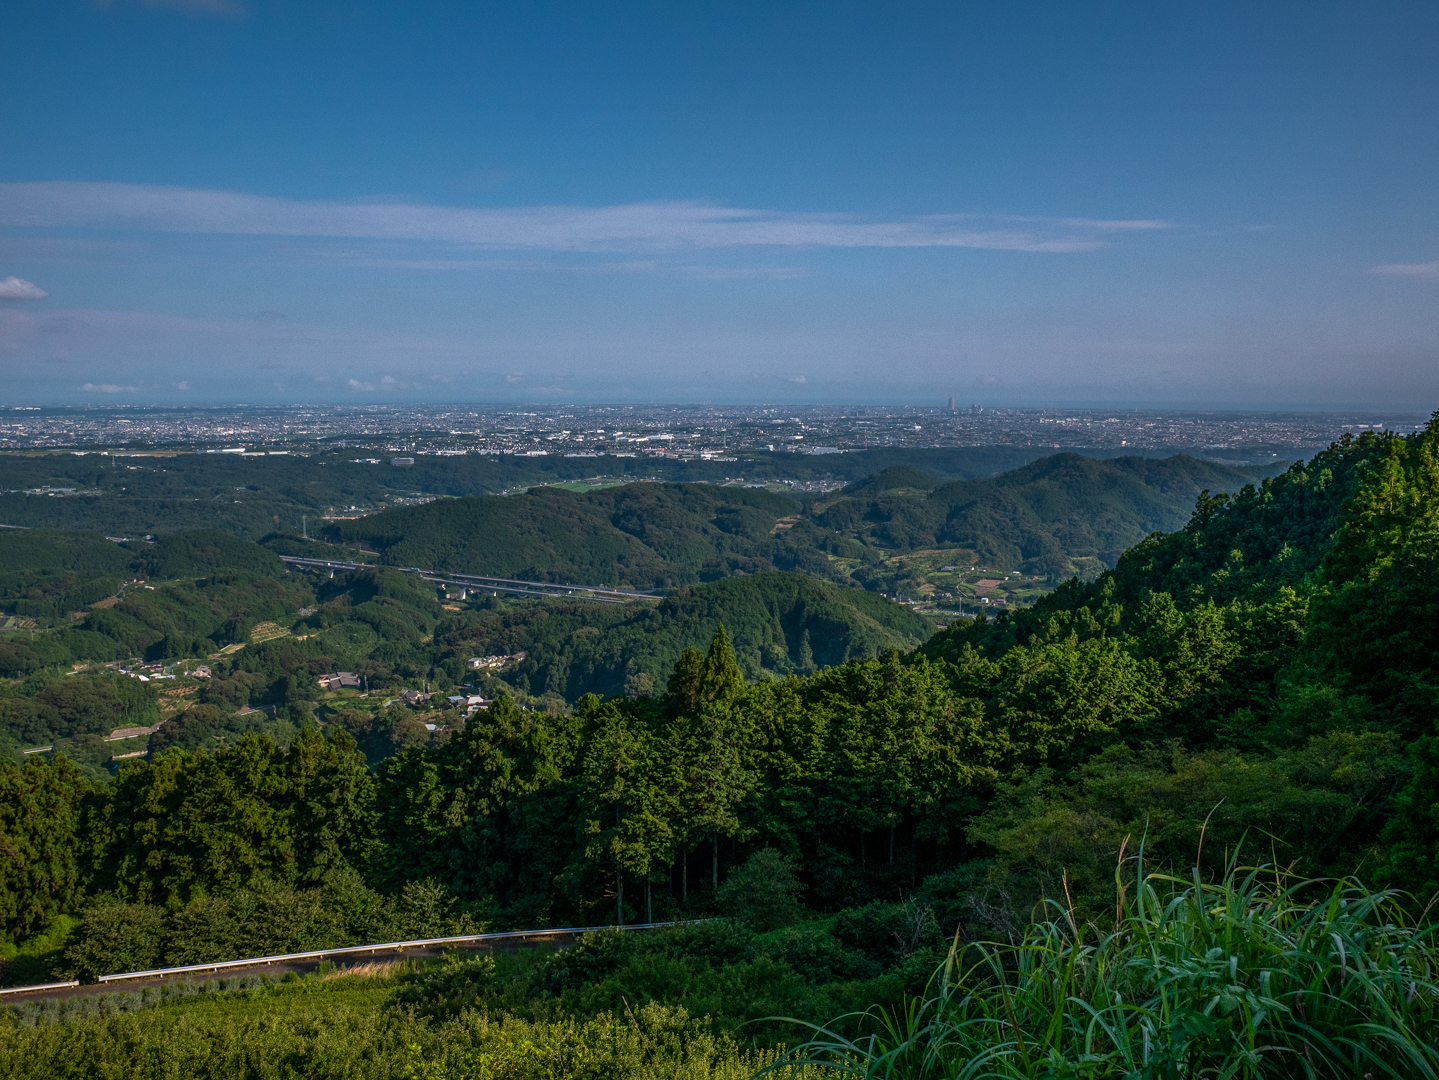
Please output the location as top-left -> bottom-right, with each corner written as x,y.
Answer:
1,2 -> 1436,408
0,403 -> 1423,465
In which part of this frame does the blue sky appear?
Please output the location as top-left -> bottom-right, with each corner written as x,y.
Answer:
0,1 -> 1435,407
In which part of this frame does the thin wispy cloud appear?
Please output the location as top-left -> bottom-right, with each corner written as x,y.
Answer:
96,0 -> 246,15
0,182 -> 1169,254
322,252 -> 809,279
0,277 -> 48,299
1372,261 -> 1439,280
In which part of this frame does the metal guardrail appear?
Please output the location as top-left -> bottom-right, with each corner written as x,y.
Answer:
422,569 -> 659,601
93,920 -> 669,984
418,574 -> 633,605
277,555 -> 659,603
22,725 -> 161,757
0,921 -> 678,997
0,979 -> 79,996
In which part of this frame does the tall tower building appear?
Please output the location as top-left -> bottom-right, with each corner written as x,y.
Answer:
948,397 -> 955,411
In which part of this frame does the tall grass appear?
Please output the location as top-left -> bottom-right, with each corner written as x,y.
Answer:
777,854 -> 1439,1079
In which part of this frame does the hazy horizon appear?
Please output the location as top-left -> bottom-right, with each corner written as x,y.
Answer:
0,401 -> 1431,420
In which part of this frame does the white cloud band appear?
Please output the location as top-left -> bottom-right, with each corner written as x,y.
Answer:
0,181 -> 1168,254
0,276 -> 48,299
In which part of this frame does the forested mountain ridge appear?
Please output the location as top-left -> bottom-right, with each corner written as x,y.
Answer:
915,425 -> 1439,892
815,452 -> 1270,579
382,423 -> 1438,923
838,465 -> 942,497
0,451 -> 1283,602
321,482 -> 810,588
920,430 -> 1414,735
0,444 -> 1197,539
432,571 -> 932,702
0,446 -> 1122,545
320,452 -> 1277,590
0,527 -> 284,622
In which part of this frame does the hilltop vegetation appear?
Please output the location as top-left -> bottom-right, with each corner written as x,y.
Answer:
432,571 -> 931,701
837,464 -> 944,497
0,970 -> 768,1080
818,452 -> 1266,580
323,482 -> 805,587
0,528 -> 283,623
0,450 -> 1281,590
320,453 -> 1273,593
4,867 -> 1433,1080
0,446 -> 1110,539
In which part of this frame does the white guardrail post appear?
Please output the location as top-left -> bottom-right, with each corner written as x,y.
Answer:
0,921 -> 680,996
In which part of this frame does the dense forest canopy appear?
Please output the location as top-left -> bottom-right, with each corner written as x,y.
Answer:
0,420 -> 1436,1000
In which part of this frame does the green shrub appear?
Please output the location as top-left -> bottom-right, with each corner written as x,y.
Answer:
0,975 -> 770,1080
911,861 -> 993,938
649,920 -> 756,966
162,878 -> 350,965
532,927 -> 647,996
398,999 -> 770,1080
63,899 -> 166,981
62,874 -> 485,982
391,951 -> 497,1020
831,900 -> 943,967
762,924 -> 878,984
715,849 -> 805,932
0,914 -> 78,987
385,877 -> 487,941
1381,733 -> 1439,903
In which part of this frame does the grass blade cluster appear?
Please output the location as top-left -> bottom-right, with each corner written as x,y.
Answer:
778,859 -> 1439,1079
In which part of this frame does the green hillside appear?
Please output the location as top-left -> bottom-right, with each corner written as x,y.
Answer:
817,452 -> 1264,580
317,453 -> 1275,592
838,464 -> 941,497
0,445 -> 1288,540
0,529 -> 131,575
0,448 -> 1303,768
0,526 -> 930,763
432,571 -> 932,700
0,448 -> 1057,540
321,482 -> 807,588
